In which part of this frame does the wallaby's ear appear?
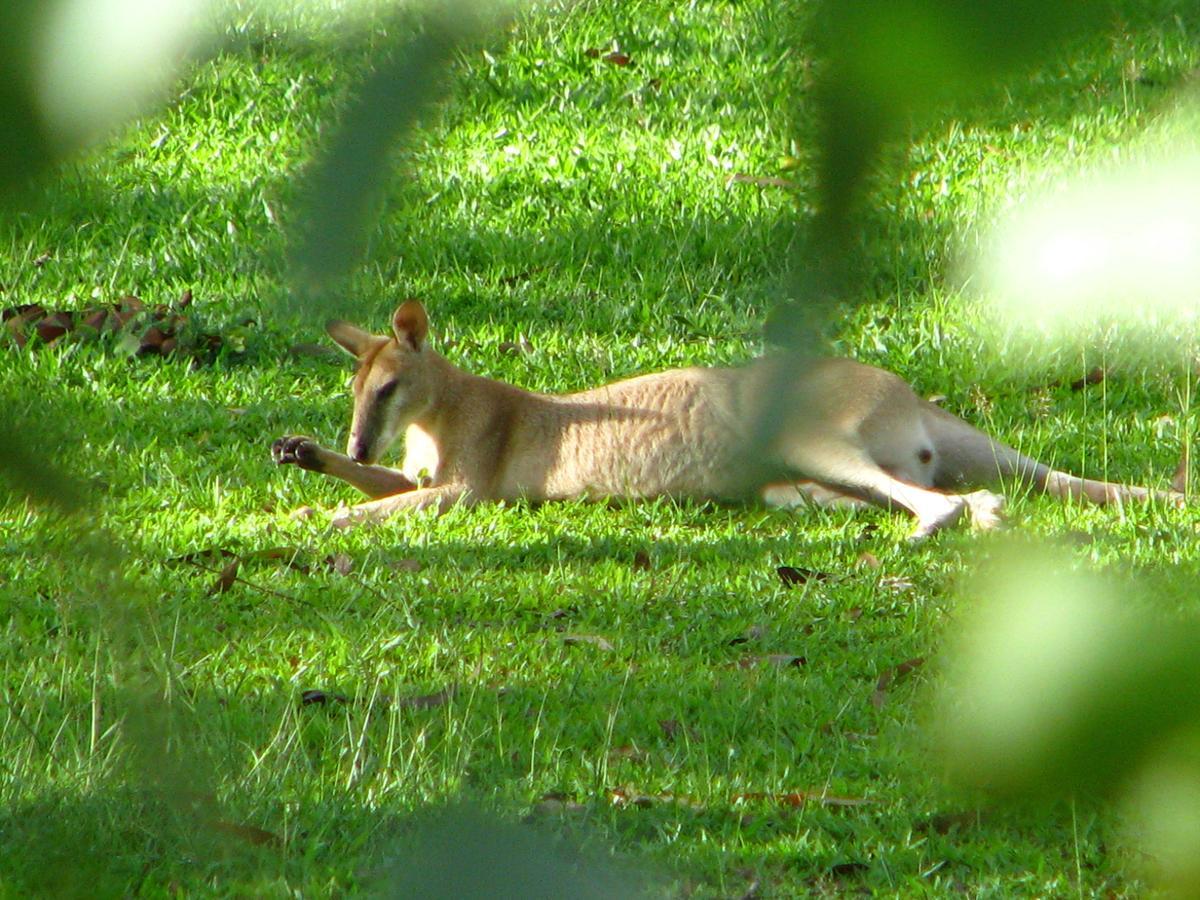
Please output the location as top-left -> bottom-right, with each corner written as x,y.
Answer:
392,301 -> 428,351
326,320 -> 373,358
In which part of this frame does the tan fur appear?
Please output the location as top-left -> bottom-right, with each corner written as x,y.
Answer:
271,302 -> 1183,538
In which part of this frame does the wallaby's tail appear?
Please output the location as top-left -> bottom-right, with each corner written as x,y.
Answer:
920,402 -> 1183,506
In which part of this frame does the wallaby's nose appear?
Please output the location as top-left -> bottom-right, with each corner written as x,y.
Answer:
349,441 -> 370,464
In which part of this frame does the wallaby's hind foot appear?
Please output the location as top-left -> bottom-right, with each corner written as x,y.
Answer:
1040,469 -> 1185,508
962,489 -> 1006,531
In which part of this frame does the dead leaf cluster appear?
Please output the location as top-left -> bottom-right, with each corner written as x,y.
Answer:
2,290 -> 231,361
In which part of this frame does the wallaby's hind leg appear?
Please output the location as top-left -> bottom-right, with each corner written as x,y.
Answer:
779,438 -> 1004,539
272,435 -> 416,498
919,405 -> 1186,508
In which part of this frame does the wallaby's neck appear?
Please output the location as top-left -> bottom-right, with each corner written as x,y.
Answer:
412,349 -> 534,436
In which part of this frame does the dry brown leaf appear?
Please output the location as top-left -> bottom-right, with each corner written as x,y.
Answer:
733,791 -> 871,808
211,558 -> 240,595
871,657 -> 925,708
1173,446 -> 1189,494
632,549 -> 651,570
324,553 -> 353,575
602,50 -> 632,66
856,552 -> 881,569
608,787 -> 703,810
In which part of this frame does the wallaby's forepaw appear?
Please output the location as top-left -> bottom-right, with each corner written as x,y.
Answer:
908,498 -> 968,541
272,435 -> 325,472
963,490 -> 1006,531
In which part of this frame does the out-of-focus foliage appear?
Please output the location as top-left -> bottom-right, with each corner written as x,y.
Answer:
767,0 -> 1110,339
935,547 -> 1200,895
289,1 -> 511,305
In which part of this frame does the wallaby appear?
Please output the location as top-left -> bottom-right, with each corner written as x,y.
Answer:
272,301 -> 1183,537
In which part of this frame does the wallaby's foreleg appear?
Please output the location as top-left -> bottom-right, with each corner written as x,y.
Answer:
272,435 -> 416,498
331,483 -> 473,528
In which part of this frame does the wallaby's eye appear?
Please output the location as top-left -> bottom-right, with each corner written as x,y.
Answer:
376,381 -> 400,402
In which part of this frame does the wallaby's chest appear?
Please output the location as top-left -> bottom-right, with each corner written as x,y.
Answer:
401,424 -> 440,486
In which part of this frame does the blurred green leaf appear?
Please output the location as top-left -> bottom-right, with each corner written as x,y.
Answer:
803,0 -> 1107,302
289,2 -> 509,306
0,417 -> 85,511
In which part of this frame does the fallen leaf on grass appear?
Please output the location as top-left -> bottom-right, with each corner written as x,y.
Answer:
497,336 -> 533,356
733,791 -> 871,809
728,173 -> 795,189
1173,446 -> 1189,494
301,689 -> 348,706
829,861 -> 870,877
563,634 -> 614,652
498,265 -> 546,286
659,719 -> 700,742
918,810 -> 983,834
871,657 -> 925,709
632,549 -> 651,570
608,744 -> 648,763
727,624 -> 766,646
324,553 -> 354,575
527,793 -> 587,818
394,686 -> 456,710
2,289 -> 230,362
602,50 -> 633,66
211,820 -> 282,847
167,547 -> 237,566
608,787 -> 703,811
856,552 -> 881,569
736,654 -> 807,670
210,559 -> 240,595
1069,366 -> 1106,391
288,342 -> 338,359
878,574 -> 914,592
776,565 -> 832,587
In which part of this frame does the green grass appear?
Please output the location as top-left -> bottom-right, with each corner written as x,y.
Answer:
3,0 -> 1200,895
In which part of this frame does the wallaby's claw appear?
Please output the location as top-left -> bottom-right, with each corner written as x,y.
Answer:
273,435 -> 324,471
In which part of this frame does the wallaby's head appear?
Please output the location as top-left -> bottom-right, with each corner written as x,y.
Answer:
326,301 -> 437,464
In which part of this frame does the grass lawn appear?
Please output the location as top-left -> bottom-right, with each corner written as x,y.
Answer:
3,0 -> 1200,895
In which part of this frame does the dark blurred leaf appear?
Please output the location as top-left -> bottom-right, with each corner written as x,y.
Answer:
1069,367 -> 1106,391
290,3 -> 507,301
777,565 -> 831,586
301,689 -> 348,706
0,418 -> 86,511
0,3 -> 64,200
211,820 -> 282,847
